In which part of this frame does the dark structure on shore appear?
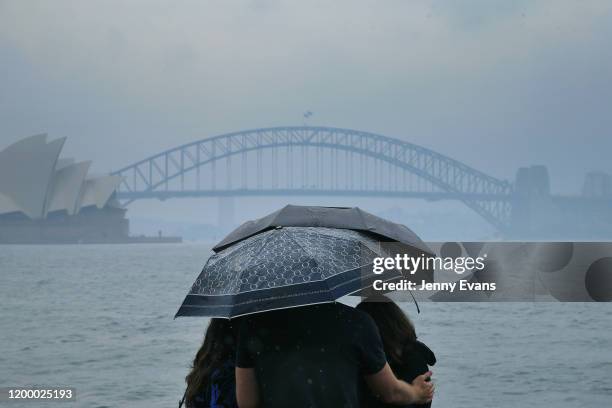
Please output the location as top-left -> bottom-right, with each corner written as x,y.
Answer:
0,134 -> 180,244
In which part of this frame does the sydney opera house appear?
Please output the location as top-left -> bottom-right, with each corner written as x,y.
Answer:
0,134 -> 129,244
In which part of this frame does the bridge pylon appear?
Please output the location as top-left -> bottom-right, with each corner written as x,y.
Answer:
218,196 -> 235,231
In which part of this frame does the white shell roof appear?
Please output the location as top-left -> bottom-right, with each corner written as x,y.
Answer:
0,134 -> 65,219
77,175 -> 122,209
0,192 -> 21,215
46,161 -> 91,215
55,158 -> 75,170
0,135 -> 121,219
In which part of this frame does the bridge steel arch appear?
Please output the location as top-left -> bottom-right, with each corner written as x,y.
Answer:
112,126 -> 513,230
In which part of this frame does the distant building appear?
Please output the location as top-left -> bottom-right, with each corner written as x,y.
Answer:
0,134 -> 128,243
582,171 -> 612,198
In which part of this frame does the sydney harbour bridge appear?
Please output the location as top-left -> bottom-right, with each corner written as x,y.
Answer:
111,126 -> 612,237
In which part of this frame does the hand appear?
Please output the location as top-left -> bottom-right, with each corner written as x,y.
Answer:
411,371 -> 434,403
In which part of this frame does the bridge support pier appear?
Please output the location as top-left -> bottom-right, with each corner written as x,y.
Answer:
218,197 -> 235,232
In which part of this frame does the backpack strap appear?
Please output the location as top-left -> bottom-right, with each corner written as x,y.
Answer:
178,388 -> 186,408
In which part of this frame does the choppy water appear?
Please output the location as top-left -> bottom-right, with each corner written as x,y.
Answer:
1,244 -> 610,407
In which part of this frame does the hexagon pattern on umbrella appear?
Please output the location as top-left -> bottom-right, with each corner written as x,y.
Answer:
175,226 -> 402,318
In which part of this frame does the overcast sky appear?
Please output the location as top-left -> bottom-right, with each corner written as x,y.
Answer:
1,1 -> 611,229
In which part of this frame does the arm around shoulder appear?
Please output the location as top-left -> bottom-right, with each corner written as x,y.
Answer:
364,363 -> 434,405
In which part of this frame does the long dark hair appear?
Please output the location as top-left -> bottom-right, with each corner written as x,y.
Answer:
185,318 -> 237,403
356,295 -> 417,365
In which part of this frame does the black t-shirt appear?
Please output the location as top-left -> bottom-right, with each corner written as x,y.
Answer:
236,302 -> 387,408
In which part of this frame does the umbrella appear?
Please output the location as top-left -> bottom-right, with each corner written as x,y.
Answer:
175,226 -> 406,318
212,205 -> 431,255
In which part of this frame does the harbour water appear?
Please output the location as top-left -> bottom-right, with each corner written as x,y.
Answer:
1,244 -> 610,407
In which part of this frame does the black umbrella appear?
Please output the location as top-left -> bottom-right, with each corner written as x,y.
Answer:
175,226 -> 405,318
213,205 -> 431,255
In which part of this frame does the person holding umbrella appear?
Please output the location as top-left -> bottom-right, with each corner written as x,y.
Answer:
235,302 -> 434,408
176,206 -> 435,408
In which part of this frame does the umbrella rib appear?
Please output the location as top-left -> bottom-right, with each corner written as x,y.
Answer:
240,230 -> 277,271
355,207 -> 370,231
282,228 -> 314,259
278,229 -> 324,292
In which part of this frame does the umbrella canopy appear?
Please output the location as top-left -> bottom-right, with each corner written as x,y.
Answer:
175,226 -> 403,318
212,205 -> 432,255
